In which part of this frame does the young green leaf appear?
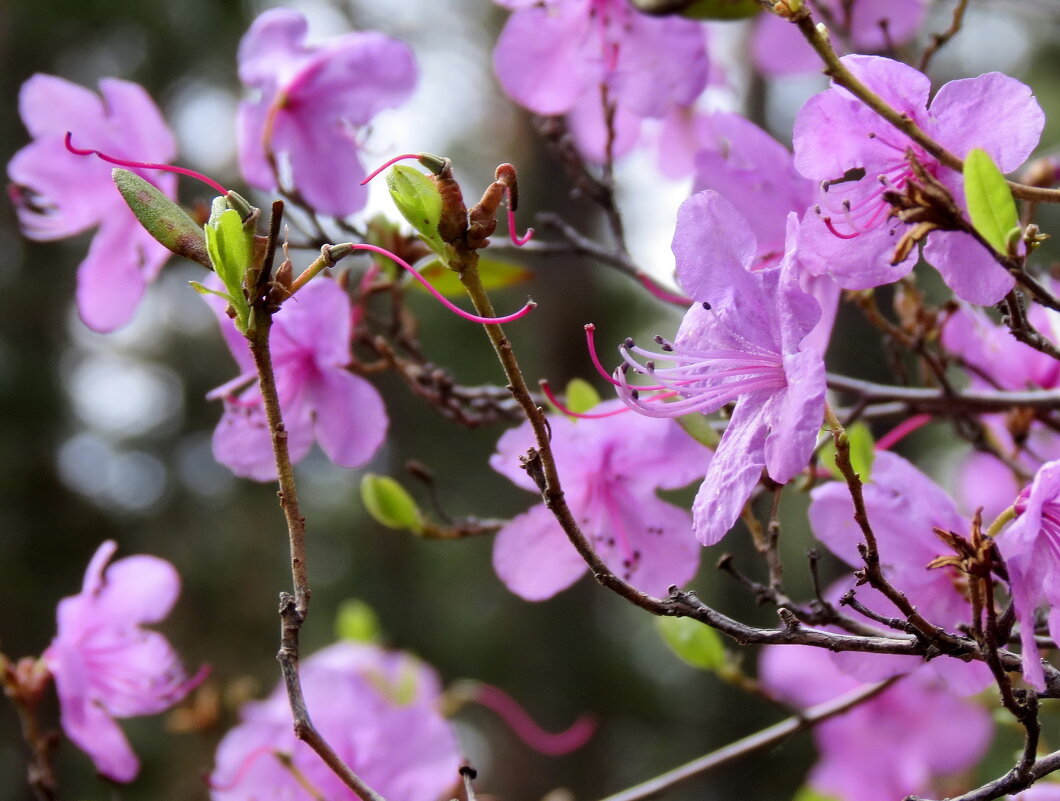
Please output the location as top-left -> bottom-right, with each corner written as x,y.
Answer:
655,616 -> 727,671
677,413 -> 722,449
411,256 -> 533,297
964,147 -> 1019,255
818,422 -> 875,482
681,0 -> 760,19
360,474 -> 424,533
113,169 -> 211,268
386,164 -> 445,255
335,599 -> 382,644
204,197 -> 254,332
564,378 -> 602,415
792,787 -> 841,801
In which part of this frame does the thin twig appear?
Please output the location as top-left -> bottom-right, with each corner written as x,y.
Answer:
917,0 -> 969,71
595,678 -> 897,801
247,202 -> 385,801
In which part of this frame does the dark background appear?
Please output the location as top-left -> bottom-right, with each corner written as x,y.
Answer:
1,1 -> 1059,800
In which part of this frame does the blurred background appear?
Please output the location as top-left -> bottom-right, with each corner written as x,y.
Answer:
2,1 -> 1060,799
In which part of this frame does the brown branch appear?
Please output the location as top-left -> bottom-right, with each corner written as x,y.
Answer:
917,0 -> 969,71
596,677 -> 897,801
790,10 -> 1060,204
246,201 -> 384,801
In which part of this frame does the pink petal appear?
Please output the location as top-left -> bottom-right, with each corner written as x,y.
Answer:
97,555 -> 180,624
922,230 -> 1014,305
493,504 -> 588,601
928,72 -> 1044,172
19,74 -> 105,139
98,79 -> 176,162
692,393 -> 769,546
75,218 -> 157,332
673,191 -> 757,306
309,368 -> 387,469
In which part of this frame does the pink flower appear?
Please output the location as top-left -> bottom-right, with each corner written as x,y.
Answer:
209,642 -> 461,801
809,451 -> 992,692
7,75 -> 177,331
794,56 -> 1044,305
237,9 -> 417,217
752,0 -> 926,77
996,460 -> 1060,690
208,278 -> 387,482
43,541 -> 205,782
492,0 -> 709,162
490,400 -> 708,600
618,192 -> 826,546
760,644 -> 993,801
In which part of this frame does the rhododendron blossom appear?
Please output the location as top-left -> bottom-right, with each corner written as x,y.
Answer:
490,399 -> 708,600
760,644 -> 993,801
43,541 -> 205,782
210,642 -> 461,801
618,192 -> 825,546
810,451 -> 992,692
794,56 -> 1045,305
996,460 -> 1060,690
7,75 -> 177,331
237,8 -> 417,217
491,0 -> 709,162
208,278 -> 387,481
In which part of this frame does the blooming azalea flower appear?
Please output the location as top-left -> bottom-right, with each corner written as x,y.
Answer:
759,644 -> 993,801
490,399 -> 708,600
618,191 -> 825,546
794,55 -> 1045,305
237,8 -> 417,217
7,75 -> 177,331
492,0 -> 709,162
210,642 -> 461,801
996,460 -> 1060,690
942,302 -> 1060,521
208,277 -> 387,481
691,113 -> 838,353
752,0 -> 926,77
810,450 -> 992,692
43,541 -> 206,782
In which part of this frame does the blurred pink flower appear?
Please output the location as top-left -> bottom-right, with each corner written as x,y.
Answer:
760,644 -> 993,801
237,8 -> 417,217
491,0 -> 709,162
7,75 -> 176,331
208,277 -> 387,482
43,541 -> 205,782
210,642 -> 461,801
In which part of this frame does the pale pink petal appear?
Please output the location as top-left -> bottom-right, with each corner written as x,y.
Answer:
922,230 -> 1014,306
58,686 -> 140,782
75,219 -> 155,332
98,79 -> 176,162
19,74 -> 105,139
762,351 -> 825,484
692,394 -> 769,546
272,111 -> 369,217
493,504 -> 588,601
309,368 -> 387,469
96,555 -> 180,624
752,12 -> 820,77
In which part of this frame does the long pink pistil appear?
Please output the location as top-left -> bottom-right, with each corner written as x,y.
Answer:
472,683 -> 595,756
875,413 -> 932,451
65,132 -> 228,196
503,181 -> 534,246
360,153 -> 424,185
351,243 -> 536,324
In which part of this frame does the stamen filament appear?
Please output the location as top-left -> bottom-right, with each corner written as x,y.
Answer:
541,380 -> 629,419
65,132 -> 228,195
350,244 -> 536,324
359,153 -> 423,185
875,413 -> 932,451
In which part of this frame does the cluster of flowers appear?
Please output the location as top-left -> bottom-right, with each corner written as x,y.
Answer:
8,0 -> 1060,799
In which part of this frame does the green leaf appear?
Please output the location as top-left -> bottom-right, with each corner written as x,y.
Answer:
792,786 -> 841,801
681,0 -> 760,19
113,169 -> 211,268
818,422 -> 875,482
655,617 -> 727,671
676,413 -> 721,449
565,378 -> 602,415
964,147 -> 1019,255
410,256 -> 533,297
335,599 -> 382,643
360,474 -> 424,532
204,198 -> 254,332
386,165 -> 445,255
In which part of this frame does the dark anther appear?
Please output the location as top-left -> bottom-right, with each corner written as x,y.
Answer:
701,301 -> 712,310
460,766 -> 478,779
624,337 -> 635,348
646,361 -> 655,371
630,389 -> 639,400
654,335 -> 665,344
